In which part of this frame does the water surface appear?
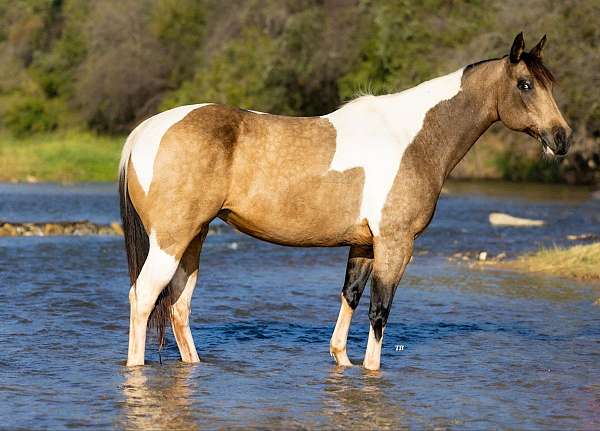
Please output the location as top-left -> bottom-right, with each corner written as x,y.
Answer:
1,181 -> 599,430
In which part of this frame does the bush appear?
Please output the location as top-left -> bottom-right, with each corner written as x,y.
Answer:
161,27 -> 287,113
3,96 -> 57,136
494,150 -> 561,183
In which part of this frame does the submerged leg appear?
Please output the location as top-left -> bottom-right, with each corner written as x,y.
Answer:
363,234 -> 413,371
330,245 -> 373,366
127,235 -> 183,367
170,226 -> 208,363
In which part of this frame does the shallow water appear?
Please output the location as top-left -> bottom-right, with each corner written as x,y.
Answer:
1,181 -> 599,430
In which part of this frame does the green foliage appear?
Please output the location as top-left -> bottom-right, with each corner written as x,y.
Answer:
494,150 -> 561,183
162,4 -> 342,115
29,0 -> 89,99
0,0 -> 598,182
3,96 -> 58,136
2,0 -> 597,135
162,27 -> 286,113
0,130 -> 123,182
150,0 -> 207,86
339,0 -> 492,99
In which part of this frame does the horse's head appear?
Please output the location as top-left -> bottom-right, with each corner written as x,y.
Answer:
496,33 -> 572,157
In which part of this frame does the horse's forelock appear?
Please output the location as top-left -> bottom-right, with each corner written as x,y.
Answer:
520,51 -> 555,88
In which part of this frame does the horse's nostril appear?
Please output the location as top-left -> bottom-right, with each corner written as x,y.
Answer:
553,127 -> 566,143
551,126 -> 571,155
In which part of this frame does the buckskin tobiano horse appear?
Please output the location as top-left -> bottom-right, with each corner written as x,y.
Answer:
119,33 -> 571,369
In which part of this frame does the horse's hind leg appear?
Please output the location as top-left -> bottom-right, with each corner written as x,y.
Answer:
170,226 -> 209,363
127,234 -> 185,366
330,245 -> 373,366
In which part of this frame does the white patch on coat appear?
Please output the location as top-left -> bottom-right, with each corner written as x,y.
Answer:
324,69 -> 464,235
125,104 -> 211,194
144,230 -> 180,284
127,229 -> 180,366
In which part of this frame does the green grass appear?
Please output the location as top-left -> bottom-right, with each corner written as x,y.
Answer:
0,131 -> 124,182
507,242 -> 600,281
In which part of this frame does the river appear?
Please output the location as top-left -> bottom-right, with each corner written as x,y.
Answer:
0,181 -> 599,429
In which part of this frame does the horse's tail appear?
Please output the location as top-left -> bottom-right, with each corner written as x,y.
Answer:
119,135 -> 149,292
119,132 -> 173,350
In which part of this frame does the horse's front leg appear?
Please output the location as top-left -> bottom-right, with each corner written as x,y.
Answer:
363,233 -> 413,371
330,245 -> 373,366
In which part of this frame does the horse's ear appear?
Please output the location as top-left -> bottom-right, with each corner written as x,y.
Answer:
530,34 -> 547,60
510,32 -> 525,63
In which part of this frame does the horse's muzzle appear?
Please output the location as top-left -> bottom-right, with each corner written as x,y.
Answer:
541,126 -> 572,157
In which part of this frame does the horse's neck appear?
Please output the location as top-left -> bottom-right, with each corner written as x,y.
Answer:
426,85 -> 498,176
376,67 -> 499,178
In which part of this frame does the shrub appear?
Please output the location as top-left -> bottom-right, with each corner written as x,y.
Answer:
3,96 -> 57,136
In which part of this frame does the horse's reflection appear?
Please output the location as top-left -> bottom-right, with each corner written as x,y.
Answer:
121,364 -> 198,431
321,367 -> 410,430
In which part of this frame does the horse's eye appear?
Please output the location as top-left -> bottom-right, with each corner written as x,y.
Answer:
517,79 -> 533,91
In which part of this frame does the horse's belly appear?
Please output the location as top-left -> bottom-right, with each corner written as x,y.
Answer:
218,208 -> 372,247
220,169 -> 372,247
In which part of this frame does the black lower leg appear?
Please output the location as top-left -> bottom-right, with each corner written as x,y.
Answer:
368,233 -> 413,341
341,245 -> 373,310
368,274 -> 396,341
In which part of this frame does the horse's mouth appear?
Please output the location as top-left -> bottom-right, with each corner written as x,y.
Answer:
542,141 -> 556,156
526,128 -> 566,158
539,136 -> 567,158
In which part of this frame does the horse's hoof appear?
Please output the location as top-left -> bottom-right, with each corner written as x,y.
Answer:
362,359 -> 381,371
330,348 -> 353,367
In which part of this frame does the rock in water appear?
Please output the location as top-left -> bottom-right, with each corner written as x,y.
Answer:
43,223 -> 63,235
489,212 -> 545,227
110,221 -> 124,236
0,223 -> 18,236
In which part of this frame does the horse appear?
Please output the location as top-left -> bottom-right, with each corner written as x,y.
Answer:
119,33 -> 571,370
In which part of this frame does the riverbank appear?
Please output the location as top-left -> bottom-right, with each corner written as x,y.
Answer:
478,242 -> 600,281
0,221 -> 123,237
0,131 -> 123,183
0,220 -> 226,238
496,242 -> 600,281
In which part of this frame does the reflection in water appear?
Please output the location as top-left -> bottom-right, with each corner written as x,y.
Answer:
322,368 -> 409,430
120,365 -> 198,431
425,264 -> 600,302
444,179 -> 595,203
